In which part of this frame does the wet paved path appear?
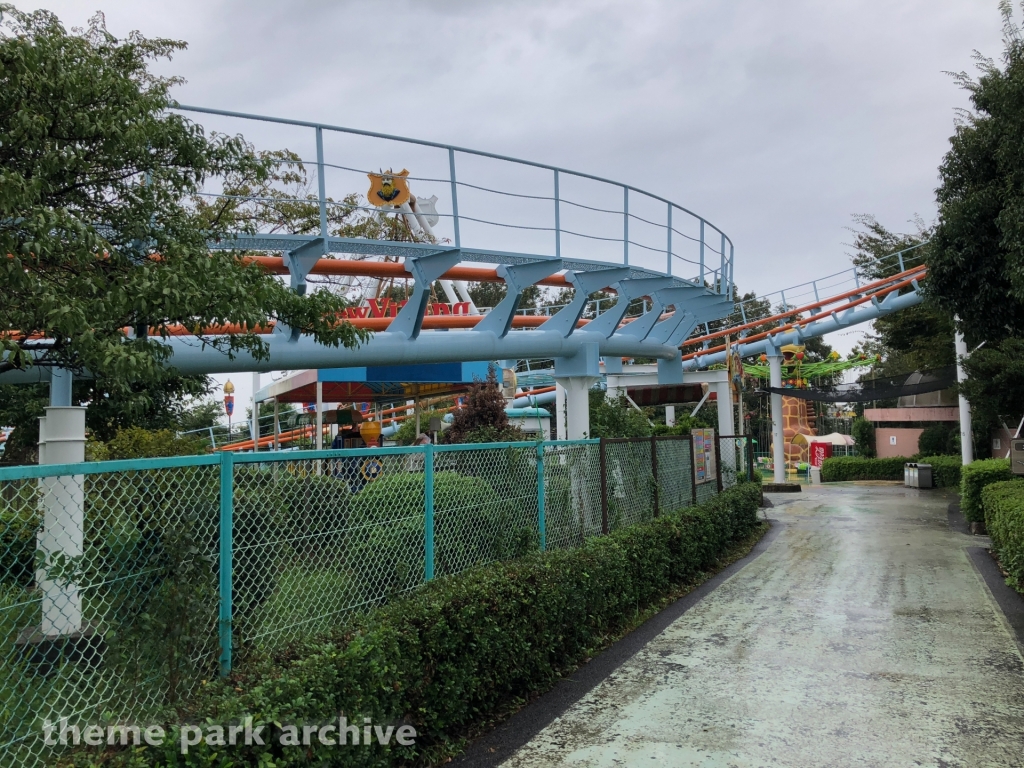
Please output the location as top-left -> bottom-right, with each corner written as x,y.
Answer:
503,484 -> 1024,767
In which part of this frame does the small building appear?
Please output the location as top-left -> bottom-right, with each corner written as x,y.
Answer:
864,379 -> 958,457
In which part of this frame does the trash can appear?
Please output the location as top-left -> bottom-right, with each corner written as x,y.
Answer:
904,462 -> 933,489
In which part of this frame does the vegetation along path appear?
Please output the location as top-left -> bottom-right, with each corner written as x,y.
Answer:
501,484 -> 1024,767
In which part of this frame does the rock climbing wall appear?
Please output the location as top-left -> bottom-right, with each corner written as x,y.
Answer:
782,396 -> 816,466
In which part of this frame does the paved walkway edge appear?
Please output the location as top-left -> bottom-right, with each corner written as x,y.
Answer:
452,519 -> 784,768
967,546 -> 1024,656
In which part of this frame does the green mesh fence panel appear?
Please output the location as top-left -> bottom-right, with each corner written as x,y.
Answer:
0,437 -> 727,766
604,440 -> 654,530
656,438 -> 693,512
1,464 -> 220,768
542,442 -> 602,548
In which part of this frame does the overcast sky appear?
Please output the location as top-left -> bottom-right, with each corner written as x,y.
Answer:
17,0 -> 1008,411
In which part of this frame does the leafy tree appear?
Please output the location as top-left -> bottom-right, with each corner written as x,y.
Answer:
851,417 -> 876,458
0,7 -> 365,387
588,390 -> 652,439
443,368 -> 524,444
960,337 -> 1024,439
929,4 -> 1024,343
917,423 -> 959,456
850,215 -> 953,376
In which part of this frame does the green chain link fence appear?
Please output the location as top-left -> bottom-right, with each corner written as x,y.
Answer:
0,434 -> 751,767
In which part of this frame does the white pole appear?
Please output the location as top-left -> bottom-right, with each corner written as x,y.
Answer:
251,371 -> 260,451
665,405 -> 676,427
315,381 -> 324,450
955,323 -> 974,465
769,353 -> 786,484
37,406 -> 86,636
553,377 -> 597,440
273,398 -> 280,451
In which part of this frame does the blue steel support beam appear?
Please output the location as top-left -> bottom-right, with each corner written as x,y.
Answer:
475,259 -> 563,338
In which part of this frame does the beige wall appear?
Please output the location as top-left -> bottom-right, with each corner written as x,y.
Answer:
864,407 -> 959,422
876,428 -> 923,458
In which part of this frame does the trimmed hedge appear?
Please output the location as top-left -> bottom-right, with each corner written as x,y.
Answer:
981,479 -> 1024,591
72,483 -> 763,767
820,456 -> 909,482
916,455 -> 962,488
961,459 -> 1013,523
819,455 -> 963,486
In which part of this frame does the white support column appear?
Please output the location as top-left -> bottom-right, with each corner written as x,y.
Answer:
315,381 -> 323,451
716,380 -> 737,478
715,381 -> 735,437
251,371 -> 260,452
768,352 -> 786,484
955,325 -> 974,465
554,377 -> 598,440
665,405 -> 676,427
37,405 -> 86,636
273,398 -> 280,451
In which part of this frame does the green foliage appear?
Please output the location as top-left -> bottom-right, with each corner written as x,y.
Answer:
73,483 -> 761,767
0,497 -> 39,587
0,6 -> 365,388
851,417 -> 876,458
917,424 -> 959,457
100,427 -> 209,460
849,215 -> 952,376
929,5 -> 1024,343
916,455 -> 963,488
981,479 -> 1024,591
589,391 -> 652,439
960,458 -> 1014,522
347,472 -> 534,600
820,456 -> 908,482
391,409 -> 446,446
960,337 -> 1024,450
444,368 -> 524,444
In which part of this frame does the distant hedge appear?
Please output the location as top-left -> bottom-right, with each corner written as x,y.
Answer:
819,455 -> 963,486
981,479 -> 1024,592
71,483 -> 764,767
820,456 -> 908,482
916,455 -> 962,488
961,459 -> 1014,523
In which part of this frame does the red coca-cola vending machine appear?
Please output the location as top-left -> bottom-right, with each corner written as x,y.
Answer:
810,442 -> 832,468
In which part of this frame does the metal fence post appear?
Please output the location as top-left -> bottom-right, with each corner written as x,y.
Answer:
715,435 -> 723,493
651,435 -> 659,517
424,444 -> 435,580
747,436 -> 755,481
689,435 -> 698,506
218,450 -> 234,677
536,443 -> 546,551
599,437 -> 609,534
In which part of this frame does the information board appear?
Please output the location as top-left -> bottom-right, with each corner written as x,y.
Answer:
693,428 -> 716,485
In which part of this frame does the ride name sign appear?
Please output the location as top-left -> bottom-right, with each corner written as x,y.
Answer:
693,428 -> 716,485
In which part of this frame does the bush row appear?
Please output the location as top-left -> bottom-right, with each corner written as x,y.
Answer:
819,455 -> 962,486
981,480 -> 1024,591
72,482 -> 763,768
960,458 -> 1013,523
820,456 -> 909,481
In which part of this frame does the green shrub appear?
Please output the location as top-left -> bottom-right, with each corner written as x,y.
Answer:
982,480 -> 1024,592
917,424 -> 958,456
916,455 -> 962,488
348,472 -> 536,601
851,417 -> 876,458
820,456 -> 908,481
0,507 -> 40,587
961,458 -> 1014,523
102,427 -> 209,460
76,483 -> 762,768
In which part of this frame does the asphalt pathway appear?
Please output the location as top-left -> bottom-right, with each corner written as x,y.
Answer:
501,483 -> 1024,767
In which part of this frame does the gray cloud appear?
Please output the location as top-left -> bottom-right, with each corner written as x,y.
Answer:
15,0 -> 1007,338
